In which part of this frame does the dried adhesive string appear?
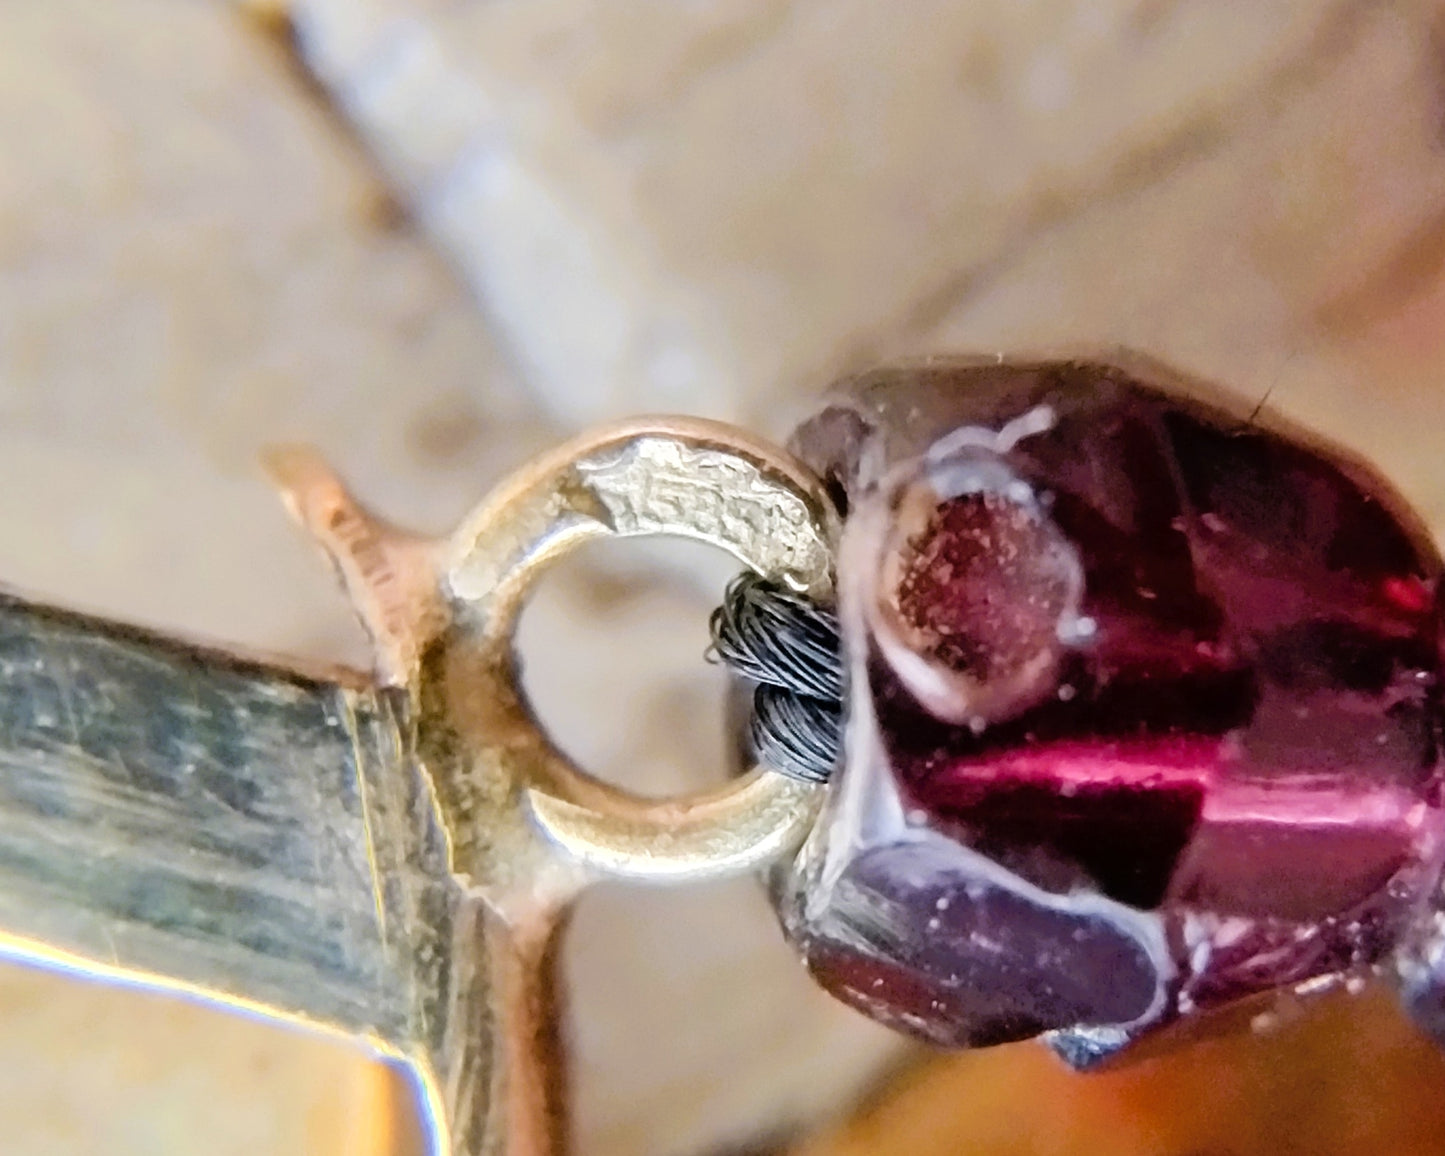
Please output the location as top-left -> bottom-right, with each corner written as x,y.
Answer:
709,572 -> 844,784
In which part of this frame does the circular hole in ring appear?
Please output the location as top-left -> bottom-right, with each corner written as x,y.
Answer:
515,535 -> 743,799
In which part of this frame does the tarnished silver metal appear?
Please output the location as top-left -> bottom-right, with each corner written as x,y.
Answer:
0,418 -> 837,1155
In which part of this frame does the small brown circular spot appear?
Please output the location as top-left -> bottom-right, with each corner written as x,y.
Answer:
893,491 -> 1072,683
872,478 -> 1082,723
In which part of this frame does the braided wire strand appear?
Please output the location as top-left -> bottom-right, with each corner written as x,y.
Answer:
708,574 -> 843,699
749,683 -> 842,784
709,572 -> 844,784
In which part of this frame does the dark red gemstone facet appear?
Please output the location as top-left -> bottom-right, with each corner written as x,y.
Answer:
773,357 -> 1445,1061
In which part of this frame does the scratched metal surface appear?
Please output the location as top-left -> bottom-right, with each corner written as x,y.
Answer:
0,588 -> 428,1046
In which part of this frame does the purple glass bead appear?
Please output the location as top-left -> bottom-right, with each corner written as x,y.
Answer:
771,356 -> 1445,1064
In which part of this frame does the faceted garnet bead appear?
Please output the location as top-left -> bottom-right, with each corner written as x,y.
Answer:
769,356 -> 1445,1065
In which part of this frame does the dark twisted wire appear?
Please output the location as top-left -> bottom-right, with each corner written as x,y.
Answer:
708,572 -> 844,784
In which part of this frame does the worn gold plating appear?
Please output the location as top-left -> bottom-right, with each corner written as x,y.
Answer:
266,417 -> 837,1154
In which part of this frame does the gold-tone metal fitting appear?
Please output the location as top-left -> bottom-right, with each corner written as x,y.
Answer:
268,418 -> 839,1156
271,418 -> 836,913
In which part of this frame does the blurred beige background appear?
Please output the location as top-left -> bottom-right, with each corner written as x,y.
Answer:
4,1 -> 1445,1154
